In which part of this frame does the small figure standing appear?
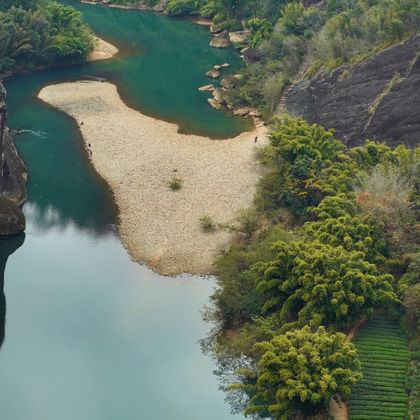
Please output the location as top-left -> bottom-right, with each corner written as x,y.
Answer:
254,136 -> 258,143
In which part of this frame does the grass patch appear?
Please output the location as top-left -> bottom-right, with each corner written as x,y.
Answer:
199,215 -> 216,233
168,177 -> 183,191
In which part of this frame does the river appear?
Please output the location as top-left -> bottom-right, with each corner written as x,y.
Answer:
0,2 -> 249,419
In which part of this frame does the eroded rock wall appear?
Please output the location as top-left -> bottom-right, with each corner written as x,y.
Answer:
285,34 -> 420,148
0,82 -> 27,236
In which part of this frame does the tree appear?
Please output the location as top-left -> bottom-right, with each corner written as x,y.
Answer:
404,284 -> 420,331
257,240 -> 397,330
256,117 -> 343,218
237,326 -> 362,419
355,164 -> 416,252
248,18 -> 273,47
0,1 -> 94,72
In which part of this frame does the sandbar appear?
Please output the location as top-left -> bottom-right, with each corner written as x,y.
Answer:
38,81 -> 267,275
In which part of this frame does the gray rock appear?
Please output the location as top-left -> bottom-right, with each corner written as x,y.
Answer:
207,98 -> 223,110
198,84 -> 215,92
242,48 -> 264,65
212,88 -> 226,105
0,82 -> 27,236
229,31 -> 250,44
0,199 -> 25,236
233,108 -> 251,116
205,68 -> 221,79
220,77 -> 234,89
210,24 -> 222,34
285,34 -> 420,148
210,31 -> 231,49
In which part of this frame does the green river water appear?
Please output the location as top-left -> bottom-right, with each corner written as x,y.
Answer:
0,2 -> 249,419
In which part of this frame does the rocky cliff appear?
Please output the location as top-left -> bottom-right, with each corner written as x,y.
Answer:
0,82 -> 27,236
285,34 -> 420,148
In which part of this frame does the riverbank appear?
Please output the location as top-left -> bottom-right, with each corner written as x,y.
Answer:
88,37 -> 119,61
38,81 -> 267,275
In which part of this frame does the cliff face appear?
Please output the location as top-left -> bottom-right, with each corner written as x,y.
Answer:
285,34 -> 420,148
0,82 -> 27,236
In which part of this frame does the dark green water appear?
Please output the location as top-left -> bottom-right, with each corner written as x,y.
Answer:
0,3 -> 248,419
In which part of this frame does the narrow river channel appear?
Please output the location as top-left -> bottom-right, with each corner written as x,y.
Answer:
0,2 -> 249,418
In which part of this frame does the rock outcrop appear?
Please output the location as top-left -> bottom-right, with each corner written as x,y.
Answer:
210,30 -> 231,48
285,34 -> 420,148
0,82 -> 27,236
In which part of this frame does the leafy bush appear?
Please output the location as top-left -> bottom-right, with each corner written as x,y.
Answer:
166,0 -> 196,16
238,326 -> 362,419
199,215 -> 216,232
168,177 -> 183,190
355,165 -> 416,252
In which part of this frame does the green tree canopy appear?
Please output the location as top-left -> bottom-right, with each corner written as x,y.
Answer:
239,326 -> 362,419
257,240 -> 397,330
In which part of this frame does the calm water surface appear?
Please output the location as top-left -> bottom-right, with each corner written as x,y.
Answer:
0,3 -> 247,419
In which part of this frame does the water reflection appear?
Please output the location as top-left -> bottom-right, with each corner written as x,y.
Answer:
0,234 -> 25,349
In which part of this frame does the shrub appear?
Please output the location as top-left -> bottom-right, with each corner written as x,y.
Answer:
219,209 -> 260,243
199,215 -> 216,233
355,165 -> 416,252
168,177 -> 183,191
165,0 -> 196,16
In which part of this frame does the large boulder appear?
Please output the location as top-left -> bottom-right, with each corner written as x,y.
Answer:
285,34 -> 420,147
207,98 -> 223,110
210,31 -> 231,49
198,84 -> 215,92
229,31 -> 250,44
212,88 -> 226,105
242,47 -> 264,65
205,68 -> 221,79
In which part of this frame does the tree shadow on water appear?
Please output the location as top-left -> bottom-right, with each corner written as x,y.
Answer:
0,234 -> 25,350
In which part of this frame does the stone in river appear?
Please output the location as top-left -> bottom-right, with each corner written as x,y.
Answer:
209,31 -> 231,48
233,108 -> 251,116
212,88 -> 226,105
205,68 -> 221,79
207,98 -> 223,109
198,84 -> 215,92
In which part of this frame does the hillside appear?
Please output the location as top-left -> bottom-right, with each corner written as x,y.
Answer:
285,34 -> 420,147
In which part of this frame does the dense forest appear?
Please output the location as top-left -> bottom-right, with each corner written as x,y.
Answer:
0,0 -> 94,73
202,117 -> 419,419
